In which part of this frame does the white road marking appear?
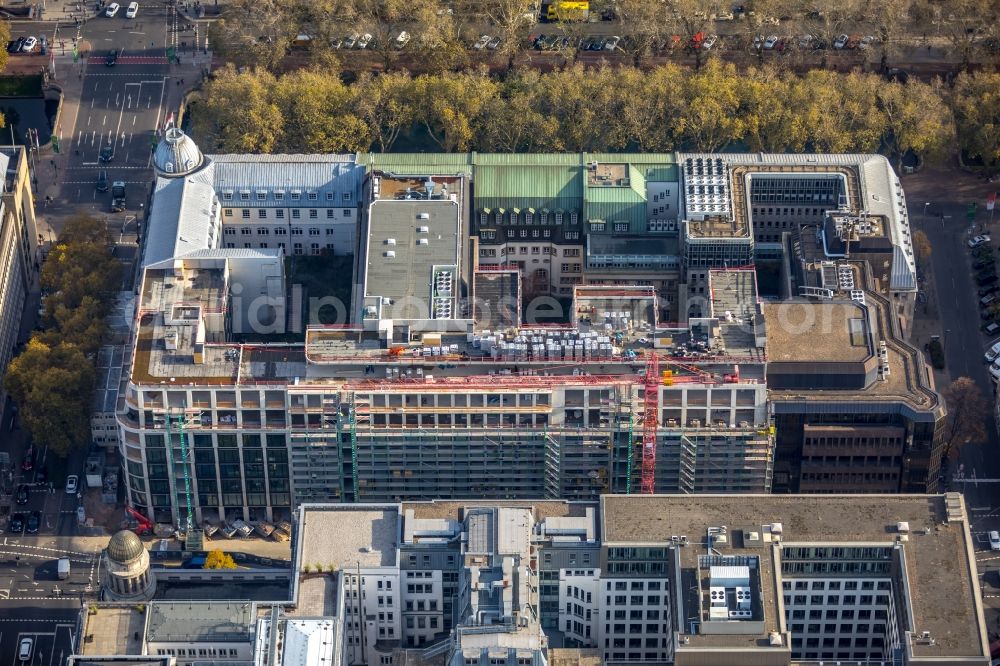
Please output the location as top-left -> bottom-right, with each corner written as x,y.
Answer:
101,115 -> 106,126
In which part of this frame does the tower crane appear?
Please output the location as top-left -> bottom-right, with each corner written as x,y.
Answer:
640,352 -> 660,494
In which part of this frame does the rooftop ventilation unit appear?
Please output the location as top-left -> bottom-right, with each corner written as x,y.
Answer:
417,213 -> 430,220
417,225 -> 429,233
386,238 -> 396,245
417,238 -> 429,246
384,251 -> 396,258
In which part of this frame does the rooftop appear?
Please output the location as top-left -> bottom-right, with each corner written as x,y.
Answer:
146,601 -> 255,644
211,153 -> 362,207
600,493 -> 987,658
762,300 -> 871,364
297,506 -> 398,569
362,198 -> 462,321
79,606 -> 146,656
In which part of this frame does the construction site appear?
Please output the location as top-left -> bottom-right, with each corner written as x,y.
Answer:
112,141 -> 943,534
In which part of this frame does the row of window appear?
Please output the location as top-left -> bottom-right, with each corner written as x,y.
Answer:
479,210 -> 577,226
227,227 -> 336,236
785,579 -> 891,591
226,208 -> 352,219
156,649 -> 239,658
224,242 -> 332,255
222,190 -> 352,203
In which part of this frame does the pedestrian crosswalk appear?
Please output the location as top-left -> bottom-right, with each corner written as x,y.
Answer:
87,56 -> 169,65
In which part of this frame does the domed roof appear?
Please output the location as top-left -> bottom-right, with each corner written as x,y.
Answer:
153,127 -> 205,177
107,530 -> 145,563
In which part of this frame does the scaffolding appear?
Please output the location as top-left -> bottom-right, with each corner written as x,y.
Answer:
640,353 -> 660,495
157,407 -> 203,551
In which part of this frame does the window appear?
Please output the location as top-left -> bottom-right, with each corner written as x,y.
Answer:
290,191 -> 301,201
275,227 -> 287,235
292,210 -> 301,219
306,228 -> 319,236
326,192 -> 334,201
241,228 -> 252,235
563,248 -> 580,257
275,191 -> 284,201
614,222 -> 630,232
343,209 -> 352,217
224,208 -> 233,217
309,209 -> 318,219
555,212 -> 564,225
276,209 -> 285,219
590,221 -> 606,232
326,243 -> 335,250
222,192 -> 233,201
307,192 -> 318,201
258,228 -> 270,235
256,191 -> 267,201
543,229 -> 551,238
343,192 -> 352,202
481,230 -> 496,240
327,209 -> 335,219
241,210 -> 251,219
566,231 -> 579,240
240,191 -> 250,201
291,227 -> 303,236
293,243 -> 303,255
224,228 -> 235,235
311,243 -> 320,255
258,209 -> 267,219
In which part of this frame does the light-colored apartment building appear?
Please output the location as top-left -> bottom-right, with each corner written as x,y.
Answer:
0,147 -> 38,415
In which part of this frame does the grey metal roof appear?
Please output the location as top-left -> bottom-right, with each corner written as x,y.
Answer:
142,168 -> 220,268
146,601 -> 254,644
153,128 -> 205,177
210,154 -> 362,208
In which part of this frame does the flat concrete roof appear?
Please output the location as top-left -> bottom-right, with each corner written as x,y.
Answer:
762,300 -> 870,363
146,601 -> 254,643
364,199 -> 461,318
600,494 -> 986,658
80,606 -> 146,656
299,506 -> 398,569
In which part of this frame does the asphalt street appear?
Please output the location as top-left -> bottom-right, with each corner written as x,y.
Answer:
0,604 -> 78,666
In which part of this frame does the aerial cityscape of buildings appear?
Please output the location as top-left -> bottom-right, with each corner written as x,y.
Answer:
107,130 -> 944,533
77,493 -> 991,665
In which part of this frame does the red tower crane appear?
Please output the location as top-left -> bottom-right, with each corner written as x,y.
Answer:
640,352 -> 660,494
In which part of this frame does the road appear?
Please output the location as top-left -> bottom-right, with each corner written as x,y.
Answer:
0,604 -> 78,666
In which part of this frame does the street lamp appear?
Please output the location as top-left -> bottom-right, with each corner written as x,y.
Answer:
924,202 -> 931,216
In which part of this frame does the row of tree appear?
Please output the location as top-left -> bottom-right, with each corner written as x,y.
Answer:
4,215 -> 122,457
192,62 -> 998,168
208,0 -> 1000,73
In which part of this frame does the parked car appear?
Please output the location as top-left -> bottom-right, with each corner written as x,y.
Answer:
356,33 -> 372,49
763,35 -> 779,49
701,34 -> 718,50
975,258 -> 995,270
7,38 -> 24,54
846,34 -> 860,49
21,446 -> 33,471
329,38 -> 342,49
798,34 -> 814,48
39,35 -> 47,54
969,234 -> 992,248
9,513 -> 24,533
344,33 -> 359,48
105,49 -> 118,66
984,340 -> 1000,363
105,2 -> 120,16
752,34 -> 764,49
96,169 -> 109,192
991,531 -> 1000,550
978,274 -> 999,287
26,511 -> 39,534
833,33 -> 849,49
984,321 -> 1000,335
859,35 -> 874,50
487,36 -> 502,50
982,294 -> 997,307
65,474 -> 79,494
15,484 -> 28,505
472,34 -> 490,50
21,36 -> 38,53
604,35 -> 620,51
18,638 -> 32,662
393,31 -> 409,49
126,1 -> 138,17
